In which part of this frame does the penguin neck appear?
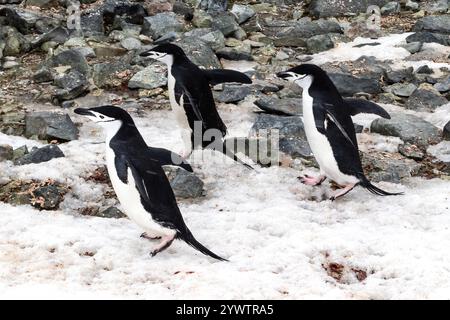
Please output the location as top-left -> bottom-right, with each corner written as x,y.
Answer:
105,121 -> 146,149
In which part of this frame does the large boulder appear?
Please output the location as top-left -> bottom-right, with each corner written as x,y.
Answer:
25,112 -> 79,142
413,15 -> 450,35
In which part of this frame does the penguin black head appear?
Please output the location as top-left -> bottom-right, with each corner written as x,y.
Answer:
140,43 -> 186,64
276,64 -> 328,89
74,106 -> 134,129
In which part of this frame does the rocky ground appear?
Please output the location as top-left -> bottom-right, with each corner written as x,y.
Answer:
1,0 -> 450,299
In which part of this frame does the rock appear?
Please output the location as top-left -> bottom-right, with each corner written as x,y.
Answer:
163,165 -> 204,198
434,76 -> 450,93
406,32 -> 449,46
31,26 -> 70,50
443,121 -> 450,140
384,67 -> 415,84
31,184 -> 65,210
199,0 -> 227,13
421,0 -> 449,13
80,9 -> 104,35
361,152 -> 421,183
413,15 -> 450,35
406,86 -> 448,111
192,10 -> 213,28
0,7 -> 49,34
274,50 -> 289,61
98,206 -> 127,218
15,145 -> 65,165
309,0 -> 389,18
398,143 -> 425,160
178,37 -> 221,68
41,49 -> 90,77
142,12 -> 184,40
92,56 -> 137,88
25,112 -> 79,142
53,70 -> 90,102
254,96 -> 302,116
12,145 -> 28,161
387,83 -> 417,97
250,114 -> 312,159
232,27 -> 247,41
380,1 -> 400,15
231,4 -> 255,24
329,73 -> 382,96
371,113 -> 441,148
306,34 -> 334,54
3,59 -> 19,69
215,85 -> 252,103
128,64 -> 167,89
90,42 -> 128,57
199,30 -> 225,51
173,1 -> 194,20
0,99 -> 25,136
405,0 -> 419,11
211,12 -> 239,37
416,65 -> 433,74
216,43 -> 253,61
120,37 -> 142,50
1,26 -> 31,56
400,41 -> 422,54
0,144 -> 13,161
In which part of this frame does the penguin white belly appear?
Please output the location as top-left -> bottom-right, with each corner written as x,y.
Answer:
302,94 -> 358,185
105,146 -> 174,237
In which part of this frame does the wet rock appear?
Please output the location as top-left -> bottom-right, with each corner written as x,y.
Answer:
98,206 -> 127,218
398,143 -> 425,160
386,83 -> 417,97
306,34 -> 334,53
231,4 -> 255,24
361,152 -> 421,183
211,12 -> 239,37
128,64 -> 167,89
443,121 -> 450,140
25,112 -> 79,142
53,70 -> 90,102
32,184 -> 66,210
406,32 -> 449,46
142,12 -> 184,40
254,96 -> 302,116
216,43 -> 253,61
371,113 -> 441,148
250,114 -> 312,159
406,86 -> 448,111
15,145 -> 65,165
413,15 -> 450,35
0,144 -> 13,161
215,85 -> 252,103
178,37 -> 221,68
380,1 -> 400,15
309,0 -> 389,18
163,165 -> 204,198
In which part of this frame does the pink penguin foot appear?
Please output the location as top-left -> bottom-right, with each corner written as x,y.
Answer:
298,174 -> 326,186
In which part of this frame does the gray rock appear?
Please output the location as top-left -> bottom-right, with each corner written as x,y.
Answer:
406,32 -> 449,46
199,0 -> 227,13
3,59 -> 19,69
173,1 -> 194,20
92,57 -> 136,88
405,0 -> 419,11
421,0 -> 449,13
163,165 -> 204,198
31,27 -> 70,50
361,152 -> 421,183
400,41 -> 422,54
306,34 -> 334,53
128,64 -> 167,89
381,1 -> 400,15
215,85 -> 252,103
98,206 -> 126,218
371,113 -> 441,147
250,114 -> 312,159
416,65 -> 433,74
329,73 -> 382,96
413,15 -> 450,35
15,145 -> 65,165
254,96 -> 302,116
192,10 -> 213,28
25,112 -> 79,142
1,26 -> 31,56
387,83 -> 417,97
0,7 -> 49,34
53,70 -> 90,102
41,49 -> 90,77
12,145 -> 28,161
398,143 -> 425,160
384,67 -> 415,84
199,30 -> 225,51
231,4 -> 256,24
434,76 -> 450,93
406,87 -> 448,111
142,12 -> 184,40
120,37 -> 142,50
31,184 -> 65,210
178,37 -> 221,68
309,0 -> 389,18
232,27 -> 247,41
216,44 -> 253,61
81,10 -> 105,36
0,144 -> 13,161
211,12 -> 240,37
443,121 -> 450,140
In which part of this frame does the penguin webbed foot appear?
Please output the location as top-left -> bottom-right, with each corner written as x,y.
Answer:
141,232 -> 161,241
150,235 -> 176,257
298,174 -> 326,186
329,184 -> 356,201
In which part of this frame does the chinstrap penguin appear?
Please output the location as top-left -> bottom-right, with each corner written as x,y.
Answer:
140,43 -> 254,169
277,64 -> 402,200
74,106 -> 227,261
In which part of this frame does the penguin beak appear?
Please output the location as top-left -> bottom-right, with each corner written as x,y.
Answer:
276,71 -> 291,80
74,108 -> 94,117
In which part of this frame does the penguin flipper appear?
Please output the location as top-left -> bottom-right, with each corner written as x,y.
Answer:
344,98 -> 391,119
147,147 -> 193,172
202,69 -> 252,86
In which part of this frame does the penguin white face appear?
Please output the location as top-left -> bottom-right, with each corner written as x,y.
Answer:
141,51 -> 174,65
74,107 -> 125,136
277,72 -> 313,89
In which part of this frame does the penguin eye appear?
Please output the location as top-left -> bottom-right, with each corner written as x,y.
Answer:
99,115 -> 105,119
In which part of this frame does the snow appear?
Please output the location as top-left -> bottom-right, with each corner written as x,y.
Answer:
1,33 -> 450,299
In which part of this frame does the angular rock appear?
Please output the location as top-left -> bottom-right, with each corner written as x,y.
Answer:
406,32 -> 449,46
120,37 -> 142,50
25,112 -> 79,142
216,44 -> 253,61
178,37 -> 221,68
309,0 -> 389,18
41,49 -> 90,76
413,15 -> 450,35
163,165 -> 204,198
12,145 -> 28,162
199,0 -> 227,13
98,206 -> 127,218
128,64 -> 167,89
371,113 -> 441,147
398,143 -> 425,160
92,56 -> 137,88
15,145 -> 65,165
173,1 -> 194,20
199,30 -> 225,51
387,83 -> 417,97
434,76 -> 450,93
306,34 -> 334,54
53,70 -> 90,102
142,12 -> 184,40
254,96 -> 302,116
361,152 -> 421,183
384,67 -> 415,84
406,86 -> 448,111
211,12 -> 239,37
0,144 -> 13,161
231,4 -> 256,24
192,9 -> 213,28
416,65 -> 433,74
215,85 -> 252,103
380,1 -> 400,15
32,184 -> 65,210
329,73 -> 382,96
443,121 -> 450,141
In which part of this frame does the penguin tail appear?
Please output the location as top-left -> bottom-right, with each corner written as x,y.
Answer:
178,230 -> 228,262
221,143 -> 254,170
358,175 -> 404,196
